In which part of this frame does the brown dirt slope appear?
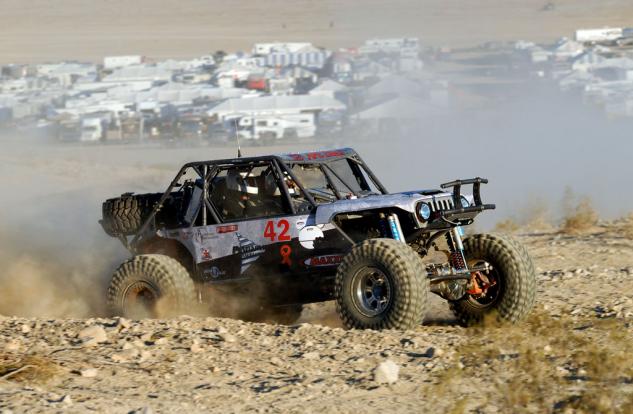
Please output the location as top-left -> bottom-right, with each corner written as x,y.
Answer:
1,225 -> 632,413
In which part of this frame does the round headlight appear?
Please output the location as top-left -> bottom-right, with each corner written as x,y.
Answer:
460,196 -> 470,208
417,202 -> 431,221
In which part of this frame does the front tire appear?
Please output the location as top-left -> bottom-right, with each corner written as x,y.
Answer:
335,238 -> 429,330
450,234 -> 536,326
107,254 -> 196,318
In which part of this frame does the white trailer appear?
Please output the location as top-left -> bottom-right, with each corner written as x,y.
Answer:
233,114 -> 315,142
253,42 -> 313,55
80,117 -> 105,142
360,38 -> 420,55
575,28 -> 623,43
103,55 -> 144,70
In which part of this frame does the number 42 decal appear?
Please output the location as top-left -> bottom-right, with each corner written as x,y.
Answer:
264,219 -> 291,242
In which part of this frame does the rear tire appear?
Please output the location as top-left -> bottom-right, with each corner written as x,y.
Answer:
450,233 -> 536,326
107,254 -> 196,318
335,238 -> 428,330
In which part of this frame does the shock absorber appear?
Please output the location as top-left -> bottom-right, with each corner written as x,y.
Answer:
446,227 -> 468,270
378,213 -> 388,238
387,213 -> 405,242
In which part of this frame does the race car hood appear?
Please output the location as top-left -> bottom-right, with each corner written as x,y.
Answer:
313,190 -> 453,224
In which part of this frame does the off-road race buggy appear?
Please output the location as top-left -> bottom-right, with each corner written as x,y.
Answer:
101,148 -> 536,329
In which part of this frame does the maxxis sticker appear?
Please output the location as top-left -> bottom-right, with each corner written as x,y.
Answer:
304,255 -> 343,267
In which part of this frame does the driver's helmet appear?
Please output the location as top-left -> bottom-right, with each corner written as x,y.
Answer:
225,168 -> 247,194
262,171 -> 279,197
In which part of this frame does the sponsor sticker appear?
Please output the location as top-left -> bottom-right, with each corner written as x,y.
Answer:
204,266 -> 226,279
217,224 -> 238,234
304,255 -> 343,267
201,233 -> 218,242
287,150 -> 346,161
233,233 -> 265,273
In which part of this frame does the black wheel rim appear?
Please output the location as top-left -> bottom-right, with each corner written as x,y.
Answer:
351,266 -> 393,317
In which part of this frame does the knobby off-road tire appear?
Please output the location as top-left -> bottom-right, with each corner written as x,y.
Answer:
450,233 -> 536,326
505,236 -> 537,314
335,238 -> 429,330
102,193 -> 161,236
107,254 -> 196,319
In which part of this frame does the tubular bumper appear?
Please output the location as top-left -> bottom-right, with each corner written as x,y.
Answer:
440,177 -> 496,217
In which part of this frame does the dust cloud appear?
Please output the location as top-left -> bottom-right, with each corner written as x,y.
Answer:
0,136 -> 175,317
349,83 -> 633,228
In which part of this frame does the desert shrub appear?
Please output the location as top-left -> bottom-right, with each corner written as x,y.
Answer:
0,353 -> 61,383
621,213 -> 633,238
493,198 -> 552,234
562,197 -> 598,234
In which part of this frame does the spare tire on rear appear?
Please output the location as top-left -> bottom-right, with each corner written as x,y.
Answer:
101,193 -> 162,236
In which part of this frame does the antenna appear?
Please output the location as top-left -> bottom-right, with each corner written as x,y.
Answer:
234,117 -> 242,158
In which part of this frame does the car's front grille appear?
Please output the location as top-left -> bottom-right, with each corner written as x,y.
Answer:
429,196 -> 454,212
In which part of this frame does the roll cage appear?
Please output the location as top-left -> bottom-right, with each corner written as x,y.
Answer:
127,149 -> 387,249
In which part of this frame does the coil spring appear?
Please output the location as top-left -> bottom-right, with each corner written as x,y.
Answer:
450,251 -> 466,270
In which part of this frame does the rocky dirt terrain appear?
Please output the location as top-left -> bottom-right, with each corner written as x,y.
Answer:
1,219 -> 632,413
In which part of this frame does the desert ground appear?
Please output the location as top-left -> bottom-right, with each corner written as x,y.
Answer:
0,136 -> 632,413
1,219 -> 632,413
2,1 -> 633,412
2,0 -> 633,64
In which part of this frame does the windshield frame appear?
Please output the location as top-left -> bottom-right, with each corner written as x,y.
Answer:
279,153 -> 388,201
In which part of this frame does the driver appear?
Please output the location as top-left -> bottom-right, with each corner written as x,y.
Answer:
221,168 -> 249,218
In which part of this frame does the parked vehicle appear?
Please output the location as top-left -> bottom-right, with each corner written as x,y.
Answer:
56,120 -> 81,142
206,122 -> 231,143
232,114 -> 316,143
80,117 -> 104,142
175,116 -> 206,141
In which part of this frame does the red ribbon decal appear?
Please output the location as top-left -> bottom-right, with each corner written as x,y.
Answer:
280,244 -> 292,266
